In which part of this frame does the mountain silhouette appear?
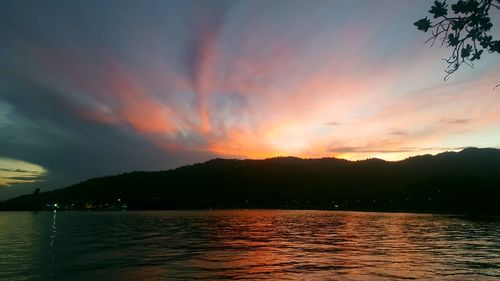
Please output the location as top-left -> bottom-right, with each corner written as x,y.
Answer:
1,147 -> 500,214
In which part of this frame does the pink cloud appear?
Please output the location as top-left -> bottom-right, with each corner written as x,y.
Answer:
11,6 -> 500,162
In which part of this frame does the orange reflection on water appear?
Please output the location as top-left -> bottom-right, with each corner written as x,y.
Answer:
188,210 -> 289,279
187,210 -> 365,279
1,211 -> 499,280
187,210 -> 463,280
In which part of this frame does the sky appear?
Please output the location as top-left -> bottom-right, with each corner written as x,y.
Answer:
1,0 -> 500,199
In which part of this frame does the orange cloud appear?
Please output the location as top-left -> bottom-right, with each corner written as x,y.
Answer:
14,9 -> 500,162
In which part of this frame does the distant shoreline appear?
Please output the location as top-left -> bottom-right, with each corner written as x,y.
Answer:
1,208 -> 499,218
2,148 -> 500,215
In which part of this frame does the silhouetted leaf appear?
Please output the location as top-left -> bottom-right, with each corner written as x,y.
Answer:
461,44 -> 473,58
489,40 -> 500,53
414,17 -> 432,32
429,1 -> 448,18
417,0 -> 500,77
471,50 -> 483,61
448,34 -> 459,46
451,0 -> 467,13
451,18 -> 465,30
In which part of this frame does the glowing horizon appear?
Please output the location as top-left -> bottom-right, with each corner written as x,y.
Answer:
0,158 -> 46,187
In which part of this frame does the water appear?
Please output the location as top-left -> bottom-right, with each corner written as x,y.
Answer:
0,210 -> 499,281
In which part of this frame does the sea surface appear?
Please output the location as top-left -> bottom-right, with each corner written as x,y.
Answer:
0,210 -> 499,281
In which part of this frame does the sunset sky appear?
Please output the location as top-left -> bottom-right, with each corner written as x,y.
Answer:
1,0 -> 500,198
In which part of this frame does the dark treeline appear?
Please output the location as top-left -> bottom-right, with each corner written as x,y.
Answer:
1,147 -> 500,214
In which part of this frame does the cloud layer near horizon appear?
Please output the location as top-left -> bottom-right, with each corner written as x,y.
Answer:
1,0 -> 500,198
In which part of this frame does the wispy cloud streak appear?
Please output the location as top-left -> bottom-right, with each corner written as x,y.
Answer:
0,0 -> 499,196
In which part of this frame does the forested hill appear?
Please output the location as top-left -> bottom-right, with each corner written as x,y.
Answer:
2,147 -> 500,214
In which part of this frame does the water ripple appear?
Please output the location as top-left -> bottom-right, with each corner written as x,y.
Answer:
0,210 -> 499,280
